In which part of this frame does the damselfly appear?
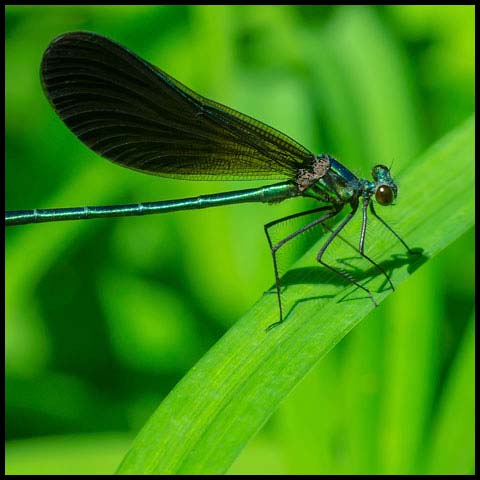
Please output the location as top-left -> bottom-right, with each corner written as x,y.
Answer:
5,32 -> 416,329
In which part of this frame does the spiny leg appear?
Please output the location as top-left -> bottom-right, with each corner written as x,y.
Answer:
321,221 -> 395,292
264,206 -> 340,331
357,199 -> 395,291
369,202 -> 416,254
316,202 -> 378,307
265,206 -> 333,305
318,200 -> 395,291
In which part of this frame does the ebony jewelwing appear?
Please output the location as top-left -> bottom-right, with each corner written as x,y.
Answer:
5,31 -> 416,329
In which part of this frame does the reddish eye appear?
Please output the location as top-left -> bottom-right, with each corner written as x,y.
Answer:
375,185 -> 394,205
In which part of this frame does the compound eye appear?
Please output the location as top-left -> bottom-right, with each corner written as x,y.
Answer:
375,185 -> 394,205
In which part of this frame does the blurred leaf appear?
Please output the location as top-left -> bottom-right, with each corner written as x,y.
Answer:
117,116 -> 474,474
378,257 -> 441,473
5,433 -> 132,475
424,311 -> 475,474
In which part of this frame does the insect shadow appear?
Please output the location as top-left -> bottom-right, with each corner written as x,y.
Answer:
265,246 -> 427,319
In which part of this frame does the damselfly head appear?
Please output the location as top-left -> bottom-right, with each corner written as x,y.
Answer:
371,164 -> 397,206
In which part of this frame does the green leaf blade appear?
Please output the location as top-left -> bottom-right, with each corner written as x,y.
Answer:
117,115 -> 474,474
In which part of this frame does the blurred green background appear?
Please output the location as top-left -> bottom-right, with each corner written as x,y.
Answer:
5,5 -> 474,475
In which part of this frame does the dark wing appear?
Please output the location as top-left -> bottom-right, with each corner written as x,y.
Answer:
40,31 -> 314,181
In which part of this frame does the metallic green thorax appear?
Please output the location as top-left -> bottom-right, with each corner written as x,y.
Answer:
297,155 -> 398,208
